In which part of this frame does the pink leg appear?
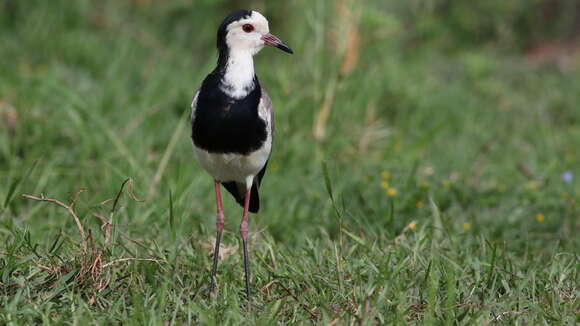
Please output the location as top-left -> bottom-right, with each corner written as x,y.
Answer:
209,181 -> 225,294
239,188 -> 252,308
215,182 -> 225,233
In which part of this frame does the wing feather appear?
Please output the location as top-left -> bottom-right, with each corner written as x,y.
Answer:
190,88 -> 200,123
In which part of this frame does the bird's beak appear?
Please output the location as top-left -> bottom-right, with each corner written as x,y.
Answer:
261,33 -> 293,54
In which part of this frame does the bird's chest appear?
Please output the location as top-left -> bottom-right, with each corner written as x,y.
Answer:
192,93 -> 267,155
193,137 -> 271,183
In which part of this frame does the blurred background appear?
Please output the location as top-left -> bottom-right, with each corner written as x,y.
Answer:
1,0 -> 579,323
1,0 -> 579,246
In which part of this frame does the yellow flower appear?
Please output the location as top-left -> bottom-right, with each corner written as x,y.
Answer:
562,192 -> 569,200
442,180 -> 451,189
408,221 -> 417,231
527,181 -> 540,191
380,181 -> 390,189
535,213 -> 545,223
271,162 -> 280,172
415,201 -> 423,208
462,223 -> 471,231
386,188 -> 397,197
381,171 -> 391,179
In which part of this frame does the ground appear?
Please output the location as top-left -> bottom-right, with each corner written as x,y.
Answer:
0,1 -> 578,324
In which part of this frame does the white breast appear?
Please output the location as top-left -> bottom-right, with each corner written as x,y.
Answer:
193,134 -> 271,187
220,48 -> 255,99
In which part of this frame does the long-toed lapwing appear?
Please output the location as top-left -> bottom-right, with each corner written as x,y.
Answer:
190,9 -> 292,305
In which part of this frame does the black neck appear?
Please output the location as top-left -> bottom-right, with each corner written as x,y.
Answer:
216,44 -> 229,71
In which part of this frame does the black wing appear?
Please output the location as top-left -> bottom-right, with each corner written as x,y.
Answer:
221,88 -> 274,213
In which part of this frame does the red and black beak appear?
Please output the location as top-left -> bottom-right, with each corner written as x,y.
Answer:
261,33 -> 293,54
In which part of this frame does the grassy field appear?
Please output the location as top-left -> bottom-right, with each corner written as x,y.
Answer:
1,0 -> 579,324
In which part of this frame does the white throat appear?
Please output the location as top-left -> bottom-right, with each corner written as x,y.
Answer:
220,49 -> 255,99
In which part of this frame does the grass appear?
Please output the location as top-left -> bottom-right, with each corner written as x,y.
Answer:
1,0 -> 579,324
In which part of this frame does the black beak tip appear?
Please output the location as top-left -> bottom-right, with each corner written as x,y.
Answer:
278,43 -> 294,54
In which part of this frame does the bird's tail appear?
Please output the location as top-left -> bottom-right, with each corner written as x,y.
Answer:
221,181 -> 260,213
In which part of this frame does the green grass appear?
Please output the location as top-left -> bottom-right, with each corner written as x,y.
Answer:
1,0 -> 579,324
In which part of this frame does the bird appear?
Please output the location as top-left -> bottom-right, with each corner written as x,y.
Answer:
190,9 -> 293,305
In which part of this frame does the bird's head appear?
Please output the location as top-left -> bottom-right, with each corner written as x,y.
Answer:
217,10 -> 293,57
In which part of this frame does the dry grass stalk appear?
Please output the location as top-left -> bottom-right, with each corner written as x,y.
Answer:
356,103 -> 390,155
260,280 -> 319,320
102,258 -> 164,269
313,0 -> 361,142
0,101 -> 19,135
336,0 -> 361,76
99,178 -> 142,247
22,190 -> 87,253
313,79 -> 337,141
516,162 -> 536,180
21,179 -> 162,297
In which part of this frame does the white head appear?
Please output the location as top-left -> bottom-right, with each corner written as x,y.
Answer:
217,10 -> 293,58
226,11 -> 269,55
216,10 -> 293,98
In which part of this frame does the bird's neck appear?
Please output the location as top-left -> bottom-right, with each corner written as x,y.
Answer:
217,48 -> 256,99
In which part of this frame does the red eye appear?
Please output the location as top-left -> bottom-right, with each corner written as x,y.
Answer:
242,24 -> 254,33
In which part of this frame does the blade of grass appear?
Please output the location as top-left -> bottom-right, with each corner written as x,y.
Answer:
2,159 -> 39,212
